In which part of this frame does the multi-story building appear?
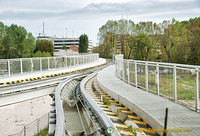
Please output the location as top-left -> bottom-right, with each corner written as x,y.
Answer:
37,36 -> 93,52
53,38 -> 79,50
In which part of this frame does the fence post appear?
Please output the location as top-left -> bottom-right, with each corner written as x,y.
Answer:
20,58 -> 23,75
173,66 -> 177,102
122,60 -> 125,81
145,62 -> 148,91
195,68 -> 199,112
48,57 -> 50,70
7,59 -> 10,76
37,119 -> 40,134
31,58 -> 33,72
74,57 -> 75,66
127,61 -> 130,84
24,126 -> 26,136
156,63 -> 159,95
135,61 -> 138,87
40,58 -> 42,72
54,58 -> 57,69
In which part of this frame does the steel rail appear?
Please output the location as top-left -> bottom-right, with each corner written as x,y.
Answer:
80,71 -> 120,136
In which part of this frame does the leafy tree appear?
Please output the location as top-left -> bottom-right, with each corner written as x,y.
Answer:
79,34 -> 88,53
62,45 -> 67,50
36,40 -> 54,56
33,51 -> 51,57
0,22 -> 36,59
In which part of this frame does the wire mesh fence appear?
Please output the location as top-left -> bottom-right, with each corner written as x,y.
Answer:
115,55 -> 200,112
9,113 -> 49,136
0,54 -> 99,77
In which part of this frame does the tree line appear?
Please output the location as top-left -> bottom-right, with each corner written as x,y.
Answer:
0,22 -> 54,59
94,17 -> 200,65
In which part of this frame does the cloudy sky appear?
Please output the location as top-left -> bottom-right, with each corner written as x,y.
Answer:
0,0 -> 199,46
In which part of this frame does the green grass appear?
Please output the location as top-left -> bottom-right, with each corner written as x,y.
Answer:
127,71 -> 198,100
128,125 -> 137,136
103,97 -> 111,105
34,126 -> 48,136
116,109 -> 121,116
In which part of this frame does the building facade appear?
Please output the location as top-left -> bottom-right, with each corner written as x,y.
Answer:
37,36 -> 92,52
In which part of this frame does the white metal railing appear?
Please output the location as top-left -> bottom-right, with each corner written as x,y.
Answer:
0,53 -> 99,77
115,55 -> 200,112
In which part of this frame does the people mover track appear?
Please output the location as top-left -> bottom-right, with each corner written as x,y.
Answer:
49,64 -> 159,136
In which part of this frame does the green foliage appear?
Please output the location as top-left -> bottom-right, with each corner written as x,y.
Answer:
79,34 -> 88,53
36,40 -> 54,56
128,125 -> 137,136
103,97 -> 111,105
35,126 -> 48,136
116,108 -> 121,116
0,22 -> 36,59
62,45 -> 67,50
33,51 -> 51,57
97,17 -> 200,65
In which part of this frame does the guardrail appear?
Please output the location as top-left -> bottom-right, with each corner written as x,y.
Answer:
51,74 -> 86,136
115,55 -> 200,112
0,53 -> 99,77
80,72 -> 120,136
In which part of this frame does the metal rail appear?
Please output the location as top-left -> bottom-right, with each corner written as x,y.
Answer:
80,72 -> 120,136
115,54 -> 200,112
53,74 -> 86,136
0,53 -> 99,77
73,83 -> 87,136
49,62 -> 111,136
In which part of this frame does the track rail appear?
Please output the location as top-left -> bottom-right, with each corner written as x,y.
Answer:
80,72 -> 120,136
48,63 -> 111,136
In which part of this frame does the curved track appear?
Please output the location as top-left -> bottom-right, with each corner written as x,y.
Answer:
49,64 -> 160,136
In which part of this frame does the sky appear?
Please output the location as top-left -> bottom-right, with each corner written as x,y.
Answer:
0,0 -> 199,46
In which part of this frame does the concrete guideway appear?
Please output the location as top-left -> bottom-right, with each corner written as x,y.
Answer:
97,65 -> 200,136
0,58 -> 106,85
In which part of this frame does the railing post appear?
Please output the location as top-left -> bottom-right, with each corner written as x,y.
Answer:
195,68 -> 199,112
135,61 -> 138,87
74,56 -> 75,66
48,57 -> 50,70
24,126 -> 26,136
122,60 -> 125,81
65,57 -> 67,67
20,58 -> 23,75
7,59 -> 10,76
31,58 -> 33,72
68,57 -> 71,67
40,58 -> 42,72
37,119 -> 40,134
127,60 -> 130,84
54,58 -> 57,69
145,62 -> 148,91
156,63 -> 159,95
173,66 -> 177,102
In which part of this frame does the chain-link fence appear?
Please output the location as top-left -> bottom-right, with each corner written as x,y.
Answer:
115,55 -> 200,112
0,54 -> 99,77
9,113 -> 49,136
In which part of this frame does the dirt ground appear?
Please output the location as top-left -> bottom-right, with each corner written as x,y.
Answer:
0,95 -> 52,136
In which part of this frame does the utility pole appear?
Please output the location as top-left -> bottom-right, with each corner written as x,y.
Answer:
42,21 -> 45,36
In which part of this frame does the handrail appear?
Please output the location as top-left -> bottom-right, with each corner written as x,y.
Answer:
0,53 -> 99,76
54,74 -> 87,136
115,54 -> 200,112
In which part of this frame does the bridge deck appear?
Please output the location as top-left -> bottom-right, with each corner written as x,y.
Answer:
97,65 -> 200,136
